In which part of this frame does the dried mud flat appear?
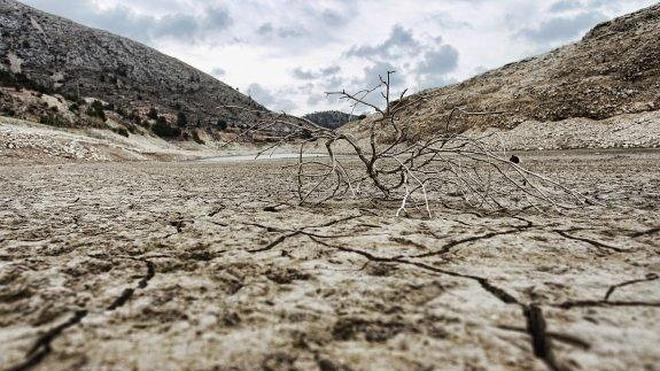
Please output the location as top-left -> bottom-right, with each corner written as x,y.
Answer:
0,150 -> 659,371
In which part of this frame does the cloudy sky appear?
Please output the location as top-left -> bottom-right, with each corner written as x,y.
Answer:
20,0 -> 657,115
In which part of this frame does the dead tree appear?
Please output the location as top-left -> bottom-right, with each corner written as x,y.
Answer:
226,71 -> 587,218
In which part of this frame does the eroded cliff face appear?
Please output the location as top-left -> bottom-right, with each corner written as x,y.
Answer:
0,0 -> 274,137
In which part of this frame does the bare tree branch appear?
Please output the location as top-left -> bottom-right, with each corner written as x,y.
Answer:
229,72 -> 587,217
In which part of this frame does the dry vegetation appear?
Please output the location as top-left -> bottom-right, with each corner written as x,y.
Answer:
239,71 -> 588,218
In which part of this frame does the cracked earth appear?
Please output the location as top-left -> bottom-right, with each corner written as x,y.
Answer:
0,149 -> 659,371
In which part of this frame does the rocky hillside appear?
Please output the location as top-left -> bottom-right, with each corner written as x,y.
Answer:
0,0 -> 283,141
303,110 -> 365,130
393,4 -> 660,138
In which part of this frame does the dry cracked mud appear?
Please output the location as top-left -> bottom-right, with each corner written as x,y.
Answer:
1,149 -> 659,371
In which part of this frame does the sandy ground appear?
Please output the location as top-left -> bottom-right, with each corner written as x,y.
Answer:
468,111 -> 660,151
3,110 -> 660,168
0,117 -> 295,166
0,149 -> 659,371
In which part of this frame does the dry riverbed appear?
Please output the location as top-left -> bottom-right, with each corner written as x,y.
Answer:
0,149 -> 659,371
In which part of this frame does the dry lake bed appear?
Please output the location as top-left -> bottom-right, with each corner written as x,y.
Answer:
1,149 -> 659,370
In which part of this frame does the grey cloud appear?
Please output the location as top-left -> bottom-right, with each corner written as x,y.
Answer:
415,44 -> 459,90
277,27 -> 304,38
322,76 -> 345,92
320,9 -> 348,26
292,68 -> 316,80
303,77 -> 346,108
307,94 -> 324,106
548,0 -> 627,14
416,74 -> 457,90
345,25 -> 422,60
361,61 -> 404,88
296,83 -> 314,93
549,0 -> 582,12
472,65 -> 489,75
432,11 -> 474,29
291,65 -> 341,80
322,66 -> 341,75
206,7 -> 232,30
298,3 -> 351,27
257,22 -> 305,39
330,61 -> 405,110
343,25 -> 460,101
257,23 -> 274,35
294,75 -> 347,109
152,13 -> 199,39
210,67 -> 226,77
416,45 -> 459,76
247,83 -> 296,112
587,0 -> 630,9
519,11 -> 606,42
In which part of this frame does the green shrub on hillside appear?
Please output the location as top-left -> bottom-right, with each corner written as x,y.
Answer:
147,107 -> 158,120
111,127 -> 129,137
86,101 -> 106,121
2,108 -> 16,117
192,131 -> 205,144
40,114 -> 68,127
177,111 -> 188,127
152,117 -> 181,138
0,70 -> 56,95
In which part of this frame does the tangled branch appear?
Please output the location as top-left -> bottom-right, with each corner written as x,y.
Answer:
228,71 -> 587,217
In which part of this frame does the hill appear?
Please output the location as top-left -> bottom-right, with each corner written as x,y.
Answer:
390,4 -> 660,140
303,110 -> 365,130
0,0 -> 281,142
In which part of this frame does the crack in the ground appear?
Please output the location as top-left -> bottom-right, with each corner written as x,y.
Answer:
406,260 -> 521,304
406,217 -> 539,259
245,215 -> 361,253
552,299 -> 660,309
308,236 -> 571,370
554,230 -> 625,253
410,229 -> 525,259
524,305 -> 569,371
107,260 -> 156,310
7,259 -> 156,370
309,236 -> 521,304
7,310 -> 88,371
604,273 -> 658,301
497,325 -> 591,350
389,236 -> 430,251
248,230 -> 360,254
207,206 -> 225,217
249,231 -> 301,253
245,215 -> 359,233
547,273 -> 660,309
629,226 -> 660,238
